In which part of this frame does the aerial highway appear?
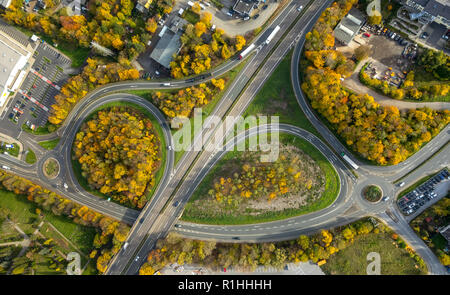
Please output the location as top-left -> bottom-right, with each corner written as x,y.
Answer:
105,0 -> 333,275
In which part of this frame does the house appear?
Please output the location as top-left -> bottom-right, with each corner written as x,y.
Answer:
150,16 -> 188,69
333,8 -> 366,45
233,0 -> 254,17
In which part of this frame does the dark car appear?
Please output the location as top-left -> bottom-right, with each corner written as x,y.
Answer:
139,218 -> 144,224
253,14 -> 259,19
174,224 -> 181,228
8,113 -> 14,119
173,201 -> 179,207
232,237 -> 240,240
262,4 -> 268,9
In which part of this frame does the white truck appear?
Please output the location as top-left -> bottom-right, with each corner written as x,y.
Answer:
265,25 -> 281,44
341,152 -> 359,170
238,43 -> 255,59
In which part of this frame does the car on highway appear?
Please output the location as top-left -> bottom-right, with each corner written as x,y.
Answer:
135,256 -> 140,262
174,224 -> 181,228
173,201 -> 179,207
161,83 -> 171,86
1,165 -> 10,170
139,218 -> 144,224
382,196 -> 390,202
297,5 -> 303,11
123,242 -> 129,250
262,4 -> 268,9
232,237 -> 240,240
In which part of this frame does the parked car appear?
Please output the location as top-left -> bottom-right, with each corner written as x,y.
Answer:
253,14 -> 259,19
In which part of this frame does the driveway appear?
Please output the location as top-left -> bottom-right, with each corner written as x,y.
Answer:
343,58 -> 450,111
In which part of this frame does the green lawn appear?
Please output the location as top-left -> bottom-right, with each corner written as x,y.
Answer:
183,10 -> 200,24
15,26 -> 89,68
0,142 -> 20,157
44,159 -> 59,177
22,122 -> 55,135
25,149 -> 36,164
322,232 -> 427,275
39,138 -> 60,150
181,133 -> 340,224
0,190 -> 97,274
0,190 -> 40,235
70,102 -> 167,208
244,52 -> 320,138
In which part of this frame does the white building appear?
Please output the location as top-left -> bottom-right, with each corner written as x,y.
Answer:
0,0 -> 11,9
0,22 -> 36,107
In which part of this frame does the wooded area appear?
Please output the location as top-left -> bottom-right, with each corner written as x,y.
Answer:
73,107 -> 161,209
301,0 -> 450,165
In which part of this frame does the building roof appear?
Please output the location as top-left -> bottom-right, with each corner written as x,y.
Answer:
0,40 -> 22,89
424,0 -> 450,21
334,8 -> 366,44
439,225 -> 450,242
233,0 -> 253,16
408,0 -> 450,21
410,0 -> 429,7
150,30 -> 182,69
150,17 -> 188,69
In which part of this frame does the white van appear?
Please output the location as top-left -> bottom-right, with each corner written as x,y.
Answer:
178,8 -> 184,16
1,165 -> 10,170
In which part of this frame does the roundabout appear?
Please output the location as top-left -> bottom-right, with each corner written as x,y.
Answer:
362,185 -> 383,203
42,157 -> 60,180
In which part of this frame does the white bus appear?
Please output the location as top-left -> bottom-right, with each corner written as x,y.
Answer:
341,152 -> 359,170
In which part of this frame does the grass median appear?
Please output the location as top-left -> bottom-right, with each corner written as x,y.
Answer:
180,133 -> 340,225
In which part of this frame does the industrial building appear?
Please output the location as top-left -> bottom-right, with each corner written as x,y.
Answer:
402,0 -> 449,28
0,20 -> 37,108
150,16 -> 188,69
333,7 -> 366,45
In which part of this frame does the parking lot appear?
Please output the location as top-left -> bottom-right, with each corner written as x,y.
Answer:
397,168 -> 450,217
1,41 -> 71,131
356,25 -> 418,88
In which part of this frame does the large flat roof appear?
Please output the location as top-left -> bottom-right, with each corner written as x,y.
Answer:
150,30 -> 182,69
0,39 -> 23,88
334,8 -> 366,44
233,0 -> 253,15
